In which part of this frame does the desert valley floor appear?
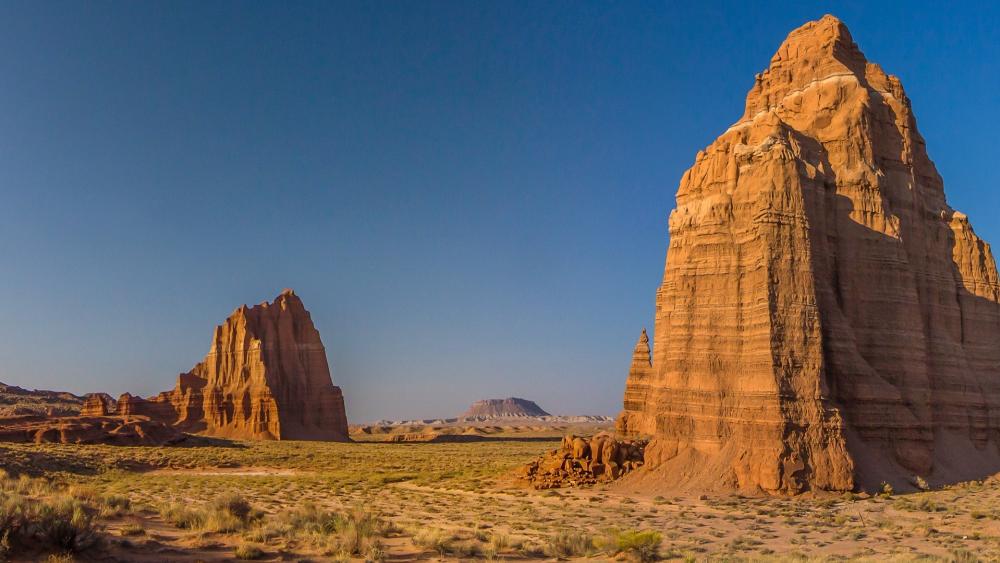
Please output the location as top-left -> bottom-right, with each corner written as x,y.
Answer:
2,430 -> 998,562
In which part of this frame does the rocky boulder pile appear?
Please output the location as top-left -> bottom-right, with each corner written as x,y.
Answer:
518,432 -> 647,489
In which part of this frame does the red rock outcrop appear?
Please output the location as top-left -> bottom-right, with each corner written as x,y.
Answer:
618,15 -> 1000,493
116,289 -> 349,441
518,432 -> 648,489
80,393 -> 117,416
0,382 -> 87,417
0,414 -> 185,446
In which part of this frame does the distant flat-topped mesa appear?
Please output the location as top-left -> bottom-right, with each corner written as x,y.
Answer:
618,15 -> 1000,494
459,397 -> 551,419
115,289 -> 349,441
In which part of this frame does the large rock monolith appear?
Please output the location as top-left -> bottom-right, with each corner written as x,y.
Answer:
119,289 -> 349,441
618,15 -> 1000,493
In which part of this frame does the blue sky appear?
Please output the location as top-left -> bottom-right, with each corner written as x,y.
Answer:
0,1 -> 996,421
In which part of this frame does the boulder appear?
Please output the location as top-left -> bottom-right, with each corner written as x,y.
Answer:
518,433 -> 648,489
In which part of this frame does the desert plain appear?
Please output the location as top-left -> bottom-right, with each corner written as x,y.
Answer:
1,427 -> 998,562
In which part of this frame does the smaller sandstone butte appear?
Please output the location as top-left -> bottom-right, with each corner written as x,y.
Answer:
460,398 -> 551,419
80,393 -> 117,416
109,289 -> 349,441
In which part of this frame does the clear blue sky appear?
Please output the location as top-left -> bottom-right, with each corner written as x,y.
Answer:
0,1 -> 996,422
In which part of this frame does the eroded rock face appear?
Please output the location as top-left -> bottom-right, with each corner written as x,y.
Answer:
80,393 -> 117,417
618,15 -> 1000,493
0,382 -> 87,417
0,414 -> 185,446
116,289 -> 349,441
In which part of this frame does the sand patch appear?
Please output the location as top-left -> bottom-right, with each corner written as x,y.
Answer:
148,467 -> 303,477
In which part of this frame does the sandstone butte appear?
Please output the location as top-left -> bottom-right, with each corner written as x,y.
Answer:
87,289 -> 349,441
617,15 -> 1000,494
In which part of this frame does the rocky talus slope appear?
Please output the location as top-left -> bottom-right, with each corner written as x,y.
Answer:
618,15 -> 1000,493
111,289 -> 349,440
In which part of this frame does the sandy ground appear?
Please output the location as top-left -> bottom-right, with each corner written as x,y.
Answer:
2,437 -> 998,561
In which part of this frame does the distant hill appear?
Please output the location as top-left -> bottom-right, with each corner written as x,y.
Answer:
0,381 -> 87,416
459,397 -> 550,419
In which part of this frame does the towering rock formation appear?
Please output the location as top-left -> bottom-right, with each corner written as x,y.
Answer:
119,289 -> 349,441
619,15 -> 1000,493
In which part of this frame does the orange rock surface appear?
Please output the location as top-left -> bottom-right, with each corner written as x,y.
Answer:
618,15 -> 1000,493
118,289 -> 349,441
0,414 -> 185,446
80,393 -> 116,416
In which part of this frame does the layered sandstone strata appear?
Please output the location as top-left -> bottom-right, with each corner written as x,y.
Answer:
460,398 -> 551,419
0,414 -> 184,446
0,382 -> 87,417
117,289 -> 349,441
619,15 -> 1000,493
80,393 -> 117,416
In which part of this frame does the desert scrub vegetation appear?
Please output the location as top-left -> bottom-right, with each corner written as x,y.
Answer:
541,528 -> 663,561
0,471 -> 102,558
545,530 -> 598,558
609,529 -> 663,561
410,526 -> 517,559
159,492 -> 261,532
234,541 -> 265,560
258,503 -> 394,558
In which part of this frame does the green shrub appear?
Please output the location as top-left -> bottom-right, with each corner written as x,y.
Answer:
614,529 -> 662,562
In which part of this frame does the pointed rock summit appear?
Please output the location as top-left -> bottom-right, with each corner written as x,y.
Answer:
118,290 -> 349,440
619,16 -> 1000,493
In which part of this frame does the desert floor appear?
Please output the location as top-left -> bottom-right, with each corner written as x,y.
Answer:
0,434 -> 996,561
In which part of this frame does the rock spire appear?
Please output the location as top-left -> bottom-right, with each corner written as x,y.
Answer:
118,290 -> 349,441
618,15 -> 1000,493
